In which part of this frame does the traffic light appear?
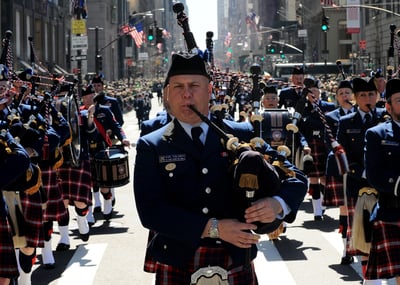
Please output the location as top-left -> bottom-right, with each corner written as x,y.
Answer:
280,51 -> 285,59
321,15 -> 329,32
96,54 -> 103,71
156,27 -> 163,44
147,27 -> 154,41
266,44 -> 276,54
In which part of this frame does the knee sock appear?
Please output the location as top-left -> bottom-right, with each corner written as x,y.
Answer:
93,190 -> 101,208
339,215 -> 348,237
41,239 -> 55,265
18,270 -> 32,285
310,184 -> 321,199
43,221 -> 53,242
101,191 -> 112,200
361,260 -> 368,277
18,249 -> 36,274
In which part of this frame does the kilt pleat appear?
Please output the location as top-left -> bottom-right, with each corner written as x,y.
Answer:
41,166 -> 68,222
366,220 -> 400,280
323,175 -> 345,206
58,160 -> 92,206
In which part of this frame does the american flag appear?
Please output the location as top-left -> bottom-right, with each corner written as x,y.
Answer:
320,0 -> 335,6
124,18 -> 144,48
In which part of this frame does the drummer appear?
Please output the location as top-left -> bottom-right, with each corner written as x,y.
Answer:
87,84 -> 130,221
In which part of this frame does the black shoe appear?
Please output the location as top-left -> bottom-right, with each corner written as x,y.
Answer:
80,233 -> 90,242
88,221 -> 95,227
314,215 -> 323,221
56,243 -> 70,251
340,255 -> 354,265
43,263 -> 56,270
93,206 -> 102,213
112,198 -> 116,207
103,212 -> 112,221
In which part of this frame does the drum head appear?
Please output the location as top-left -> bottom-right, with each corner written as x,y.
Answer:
55,94 -> 81,167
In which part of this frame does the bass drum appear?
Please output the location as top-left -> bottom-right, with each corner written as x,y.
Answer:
54,94 -> 81,167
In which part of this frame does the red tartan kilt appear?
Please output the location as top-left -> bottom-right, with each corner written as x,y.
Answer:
307,139 -> 328,178
58,160 -> 92,206
0,216 -> 19,278
323,175 -> 345,206
366,220 -> 400,280
153,246 -> 257,285
41,166 -> 68,222
19,190 -> 45,248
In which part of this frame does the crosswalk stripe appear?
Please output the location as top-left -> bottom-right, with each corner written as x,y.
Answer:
255,235 -> 297,284
57,243 -> 107,285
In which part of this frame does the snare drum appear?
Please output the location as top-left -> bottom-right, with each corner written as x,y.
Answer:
92,146 -> 129,187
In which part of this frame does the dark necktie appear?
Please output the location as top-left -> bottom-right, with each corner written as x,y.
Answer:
364,113 -> 371,124
191,127 -> 203,151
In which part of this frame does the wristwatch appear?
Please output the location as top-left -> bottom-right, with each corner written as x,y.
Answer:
208,218 -> 219,239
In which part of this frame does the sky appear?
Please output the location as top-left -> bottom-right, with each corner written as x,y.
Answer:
185,0 -> 218,51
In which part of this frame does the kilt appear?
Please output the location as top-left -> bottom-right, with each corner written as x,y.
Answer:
365,220 -> 400,280
153,246 -> 257,285
307,139 -> 328,178
17,190 -> 44,248
323,175 -> 345,206
41,166 -> 68,222
0,203 -> 19,278
58,160 -> 92,206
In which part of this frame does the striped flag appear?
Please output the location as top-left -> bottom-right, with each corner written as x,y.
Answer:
125,18 -> 144,48
320,0 -> 335,6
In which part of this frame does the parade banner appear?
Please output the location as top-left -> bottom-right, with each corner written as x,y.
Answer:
347,0 -> 360,33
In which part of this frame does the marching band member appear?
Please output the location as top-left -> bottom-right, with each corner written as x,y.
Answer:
0,69 -> 32,285
324,80 -> 357,264
134,52 -> 307,284
88,85 -> 130,221
0,65 -> 45,284
278,66 -> 305,109
56,84 -> 95,250
364,78 -> 400,285
91,75 -> 124,212
336,77 -> 386,285
297,78 -> 335,221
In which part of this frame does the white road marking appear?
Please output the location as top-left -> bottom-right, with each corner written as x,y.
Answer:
57,243 -> 107,285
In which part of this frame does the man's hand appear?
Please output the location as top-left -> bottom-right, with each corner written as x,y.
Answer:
244,197 -> 282,224
218,219 -> 260,248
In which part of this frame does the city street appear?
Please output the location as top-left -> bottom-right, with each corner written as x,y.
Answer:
31,97 -> 395,285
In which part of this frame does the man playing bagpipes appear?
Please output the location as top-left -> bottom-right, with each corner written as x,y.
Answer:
52,83 -> 96,264
0,67 -> 35,285
324,80 -> 357,265
134,52 -> 308,285
364,78 -> 400,285
336,77 -> 388,285
0,64 -> 46,284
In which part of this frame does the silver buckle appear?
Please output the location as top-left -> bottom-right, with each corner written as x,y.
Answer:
190,266 -> 229,285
